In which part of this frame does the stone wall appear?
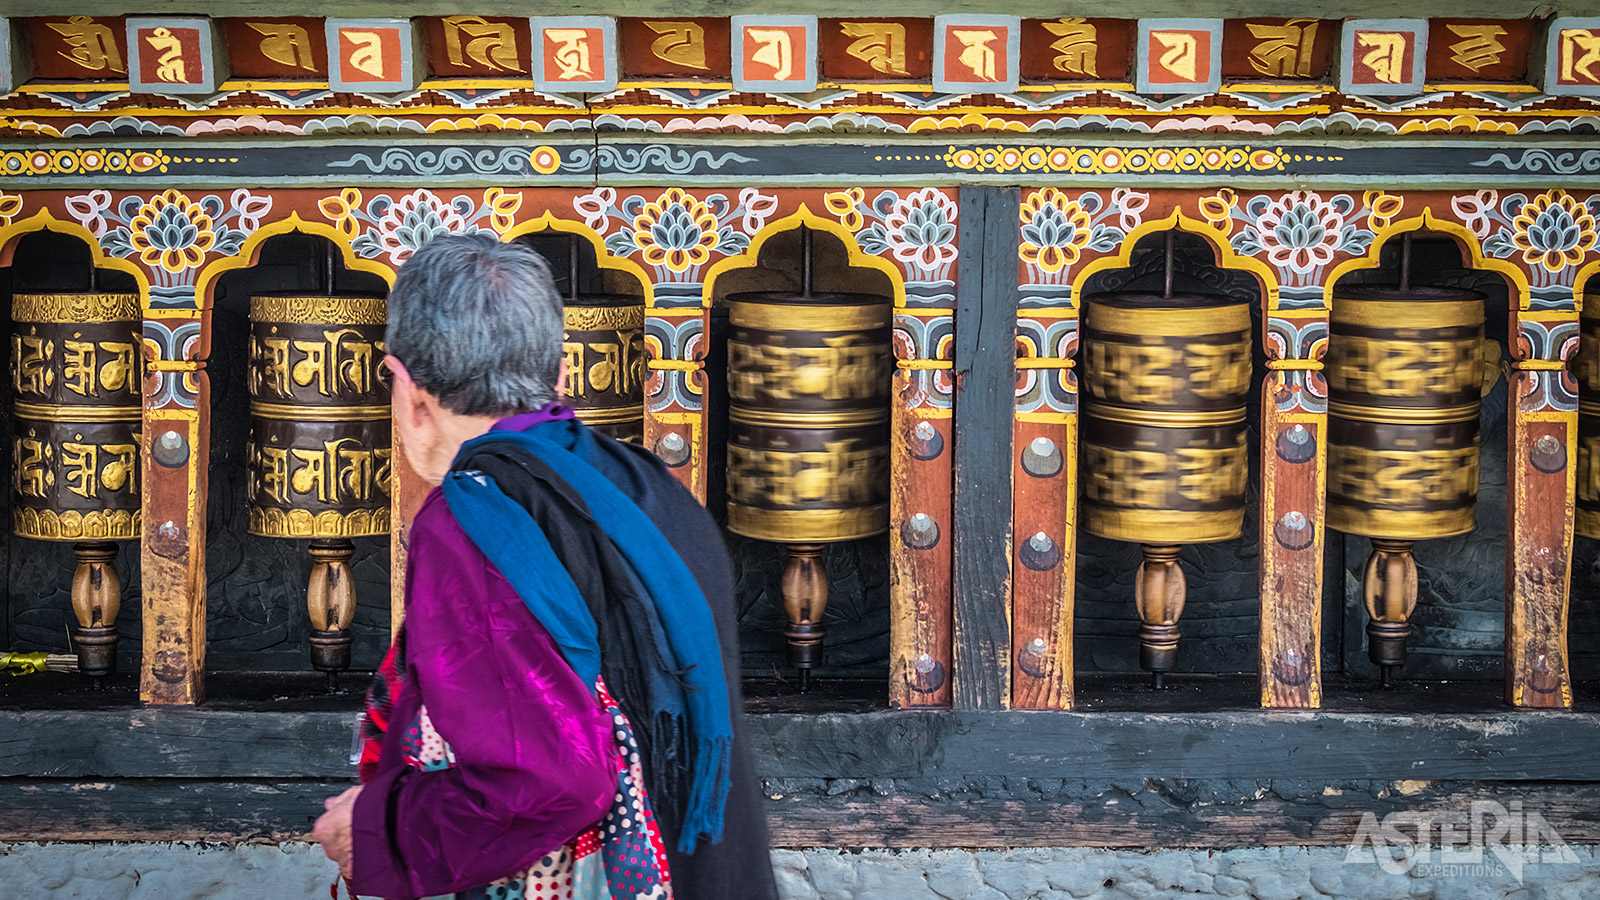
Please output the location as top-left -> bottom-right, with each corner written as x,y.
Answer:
2,843 -> 1595,899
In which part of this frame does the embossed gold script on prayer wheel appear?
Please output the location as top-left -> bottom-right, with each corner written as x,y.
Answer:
563,298 -> 646,443
724,226 -> 892,691
1325,282 -> 1485,683
1079,288 -> 1252,684
11,291 -> 143,679
247,292 -> 392,685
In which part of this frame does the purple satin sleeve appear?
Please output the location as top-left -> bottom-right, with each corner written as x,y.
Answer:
350,488 -> 616,900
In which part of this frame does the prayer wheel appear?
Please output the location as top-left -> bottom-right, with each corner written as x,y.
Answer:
1575,301 -> 1600,540
1079,290 -> 1251,683
1325,284 -> 1484,682
246,293 -> 391,685
724,229 -> 892,690
562,295 -> 646,443
11,291 -> 142,679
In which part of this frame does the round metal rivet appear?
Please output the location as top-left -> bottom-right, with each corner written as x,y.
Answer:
910,420 -> 945,460
901,513 -> 941,549
654,432 -> 690,467
1274,510 -> 1314,551
1019,531 -> 1061,571
152,429 -> 190,468
1021,436 -> 1063,478
1530,434 -> 1565,474
1276,424 -> 1316,463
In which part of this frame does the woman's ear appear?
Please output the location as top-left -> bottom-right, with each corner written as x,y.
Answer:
384,356 -> 427,433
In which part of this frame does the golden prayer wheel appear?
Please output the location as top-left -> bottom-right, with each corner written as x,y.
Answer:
246,293 -> 391,685
1079,291 -> 1251,681
1325,285 -> 1484,681
1575,301 -> 1600,540
562,295 -> 646,443
11,292 -> 142,678
724,239 -> 892,689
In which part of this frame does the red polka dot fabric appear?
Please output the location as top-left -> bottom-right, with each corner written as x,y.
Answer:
399,678 -> 672,900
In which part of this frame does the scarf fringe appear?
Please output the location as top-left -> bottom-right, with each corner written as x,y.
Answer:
678,736 -> 732,854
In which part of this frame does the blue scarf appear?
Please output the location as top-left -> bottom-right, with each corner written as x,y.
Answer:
441,421 -> 732,853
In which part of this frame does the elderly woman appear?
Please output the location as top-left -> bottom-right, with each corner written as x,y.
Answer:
311,234 -> 777,900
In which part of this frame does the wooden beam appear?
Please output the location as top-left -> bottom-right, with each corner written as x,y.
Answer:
4,778 -> 1599,849
6,707 -> 1600,783
951,186 -> 1017,711
764,782 -> 1600,849
0,1 -> 1579,19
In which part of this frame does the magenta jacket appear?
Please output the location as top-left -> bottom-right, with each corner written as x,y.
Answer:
350,411 -> 617,900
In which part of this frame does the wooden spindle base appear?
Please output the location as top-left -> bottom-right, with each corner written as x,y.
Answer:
307,538 -> 357,689
1134,544 -> 1186,686
1363,538 -> 1418,686
781,543 -> 827,693
69,541 -> 121,680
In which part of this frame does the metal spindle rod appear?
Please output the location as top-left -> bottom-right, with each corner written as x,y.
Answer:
569,233 -> 581,302
1399,232 -> 1412,293
801,224 -> 813,299
1163,231 -> 1175,300
324,240 -> 336,295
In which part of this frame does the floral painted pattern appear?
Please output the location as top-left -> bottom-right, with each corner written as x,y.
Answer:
1015,188 -> 1147,287
575,186 -> 777,284
319,187 -> 521,266
66,187 -> 270,296
1215,191 -> 1376,287
1456,189 -> 1600,290
823,187 -> 961,300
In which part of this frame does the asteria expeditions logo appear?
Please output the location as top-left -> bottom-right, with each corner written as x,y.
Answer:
1344,800 -> 1579,883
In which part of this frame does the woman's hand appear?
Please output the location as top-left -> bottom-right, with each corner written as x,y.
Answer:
312,785 -> 364,880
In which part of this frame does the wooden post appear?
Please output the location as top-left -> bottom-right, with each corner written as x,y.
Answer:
1257,356 -> 1326,708
387,425 -> 430,636
1010,413 -> 1076,709
888,373 -> 954,708
140,362 -> 209,706
950,186 -> 1015,711
1504,358 -> 1575,709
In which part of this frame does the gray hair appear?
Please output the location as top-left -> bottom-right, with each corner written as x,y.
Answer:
386,233 -> 563,417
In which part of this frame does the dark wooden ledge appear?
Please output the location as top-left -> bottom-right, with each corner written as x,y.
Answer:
2,674 -> 1598,847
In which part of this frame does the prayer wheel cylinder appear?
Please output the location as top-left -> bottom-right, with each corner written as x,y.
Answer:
246,294 -> 392,682
1079,292 -> 1251,677
1575,301 -> 1600,540
11,292 -> 143,678
725,291 -> 892,683
562,295 -> 646,443
1325,286 -> 1484,677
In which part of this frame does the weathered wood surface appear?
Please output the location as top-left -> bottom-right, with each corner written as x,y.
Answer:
140,383 -> 210,707
0,781 -> 341,842
5,707 -> 1600,783
764,782 -> 1600,849
1257,369 -> 1326,708
1504,368 -> 1575,709
4,776 -> 1600,848
952,186 -> 1016,711
1010,414 -> 1076,709
3,704 -> 1600,845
